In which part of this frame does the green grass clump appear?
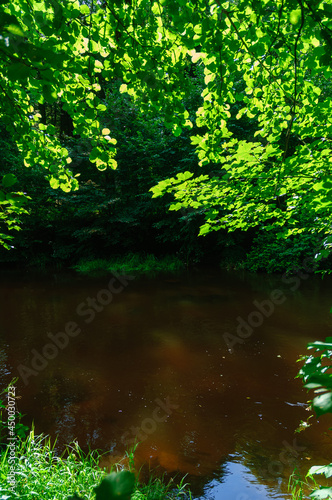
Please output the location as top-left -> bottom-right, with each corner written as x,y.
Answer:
132,475 -> 192,500
73,253 -> 185,276
1,431 -> 105,499
0,430 -> 192,500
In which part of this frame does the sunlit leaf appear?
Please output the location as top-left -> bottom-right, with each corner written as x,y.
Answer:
310,487 -> 332,499
5,23 -> 25,36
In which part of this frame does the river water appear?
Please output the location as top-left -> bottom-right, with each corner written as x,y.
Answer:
1,267 -> 332,499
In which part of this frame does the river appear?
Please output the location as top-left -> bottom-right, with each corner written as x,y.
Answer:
1,267 -> 331,499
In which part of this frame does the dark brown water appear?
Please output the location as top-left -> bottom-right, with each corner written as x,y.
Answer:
1,267 -> 332,499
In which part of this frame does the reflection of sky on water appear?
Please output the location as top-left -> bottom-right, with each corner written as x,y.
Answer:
197,460 -> 287,500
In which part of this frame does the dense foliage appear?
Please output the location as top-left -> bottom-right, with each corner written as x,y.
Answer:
1,0 -> 332,270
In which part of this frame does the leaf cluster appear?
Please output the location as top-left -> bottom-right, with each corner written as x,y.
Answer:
297,338 -> 332,499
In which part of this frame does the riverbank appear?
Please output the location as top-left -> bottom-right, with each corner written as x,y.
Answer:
0,430 -> 192,500
2,231 -> 331,276
72,253 -> 186,276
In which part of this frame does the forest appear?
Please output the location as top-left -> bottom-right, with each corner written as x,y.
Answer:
1,0 -> 332,274
1,0 -> 332,499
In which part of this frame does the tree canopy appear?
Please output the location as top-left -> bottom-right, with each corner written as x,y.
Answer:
1,0 -> 332,248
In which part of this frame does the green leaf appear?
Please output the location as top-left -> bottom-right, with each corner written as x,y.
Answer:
172,124 -> 182,137
60,183 -> 71,193
7,63 -> 30,81
290,9 -> 301,25
97,104 -> 107,111
176,171 -> 193,181
89,147 -> 101,162
170,202 -> 183,211
308,341 -> 332,350
95,471 -> 135,500
310,487 -> 332,499
50,178 -> 60,189
5,23 -> 25,36
309,464 -> 332,478
199,223 -> 211,236
2,174 -> 17,188
0,12 -> 16,26
80,4 -> 90,14
312,392 -> 332,417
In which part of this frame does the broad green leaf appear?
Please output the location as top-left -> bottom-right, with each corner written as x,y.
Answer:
60,183 -> 71,193
310,487 -> 332,499
308,341 -> 332,350
172,124 -> 182,137
50,178 -> 59,189
290,9 -> 301,25
97,104 -> 107,111
95,471 -> 135,500
80,4 -> 90,14
312,392 -> 332,417
7,63 -> 30,81
176,171 -> 193,181
199,223 -> 211,236
5,23 -> 25,36
2,174 -> 17,188
309,465 -> 332,478
170,202 -> 183,211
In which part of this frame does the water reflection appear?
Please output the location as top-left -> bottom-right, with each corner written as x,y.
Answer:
0,268 -> 331,499
198,459 -> 288,500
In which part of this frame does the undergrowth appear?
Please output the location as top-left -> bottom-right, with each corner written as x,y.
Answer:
242,231 -> 320,274
73,253 -> 185,276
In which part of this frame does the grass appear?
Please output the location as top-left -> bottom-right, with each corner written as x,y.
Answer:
0,430 -> 192,500
287,468 -> 325,500
288,469 -> 306,500
1,431 -> 104,499
73,253 -> 186,276
132,474 -> 192,500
